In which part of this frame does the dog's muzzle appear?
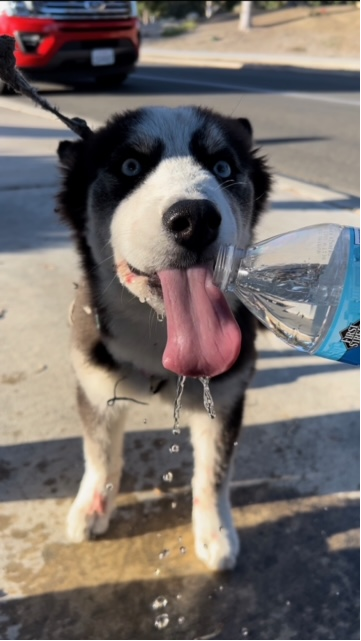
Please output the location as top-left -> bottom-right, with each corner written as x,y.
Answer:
162,199 -> 221,253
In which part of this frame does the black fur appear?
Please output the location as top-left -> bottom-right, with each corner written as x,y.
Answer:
59,106 -> 272,568
57,105 -> 270,390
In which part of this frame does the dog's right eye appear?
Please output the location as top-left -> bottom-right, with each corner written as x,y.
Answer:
121,159 -> 142,177
213,160 -> 232,179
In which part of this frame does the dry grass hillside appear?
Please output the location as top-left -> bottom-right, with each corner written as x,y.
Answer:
145,4 -> 360,58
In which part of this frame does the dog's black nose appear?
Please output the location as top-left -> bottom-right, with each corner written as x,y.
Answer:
162,199 -> 221,252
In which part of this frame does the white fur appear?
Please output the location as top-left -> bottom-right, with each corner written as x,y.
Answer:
111,156 -> 238,274
66,106 -> 259,570
187,409 -> 239,570
67,409 -> 127,542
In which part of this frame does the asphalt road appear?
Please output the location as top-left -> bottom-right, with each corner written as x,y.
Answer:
20,62 -> 360,196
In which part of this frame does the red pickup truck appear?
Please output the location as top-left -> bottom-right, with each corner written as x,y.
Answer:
0,1 -> 140,92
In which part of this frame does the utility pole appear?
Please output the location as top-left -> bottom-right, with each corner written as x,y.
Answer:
205,1 -> 214,19
239,1 -> 253,32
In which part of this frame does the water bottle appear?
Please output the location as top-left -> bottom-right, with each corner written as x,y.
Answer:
213,224 -> 360,365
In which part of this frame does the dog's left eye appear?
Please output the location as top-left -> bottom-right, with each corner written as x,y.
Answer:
213,160 -> 232,178
121,159 -> 142,177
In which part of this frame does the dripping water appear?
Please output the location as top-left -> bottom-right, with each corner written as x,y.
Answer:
199,377 -> 216,419
173,375 -> 186,434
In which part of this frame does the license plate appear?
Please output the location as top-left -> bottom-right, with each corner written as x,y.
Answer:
91,48 -> 115,67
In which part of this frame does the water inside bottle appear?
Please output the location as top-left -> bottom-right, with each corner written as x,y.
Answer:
231,230 -> 349,353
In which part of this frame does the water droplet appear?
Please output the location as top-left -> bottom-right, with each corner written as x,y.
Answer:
143,418 -> 147,424
179,546 -> 186,555
234,441 -> 238,446
219,525 -> 224,531
154,613 -> 169,630
286,600 -> 291,606
105,483 -> 113,493
335,591 -> 340,596
178,616 -> 185,625
219,585 -> 224,591
173,375 -> 186,432
159,549 -> 170,560
172,426 -> 181,436
323,506 -> 328,511
154,568 -> 161,576
162,471 -> 173,483
176,593 -> 182,600
139,297 -> 147,304
152,596 -> 168,610
171,501 -> 177,509
157,313 -> 165,323
242,627 -> 249,637
199,377 -> 216,419
169,444 -> 180,453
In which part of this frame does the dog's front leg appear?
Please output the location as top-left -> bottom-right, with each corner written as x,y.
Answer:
67,385 -> 127,543
188,397 -> 244,571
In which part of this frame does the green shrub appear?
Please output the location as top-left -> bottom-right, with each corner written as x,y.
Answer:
161,20 -> 198,37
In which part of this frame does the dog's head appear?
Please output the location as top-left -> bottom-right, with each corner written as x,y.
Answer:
58,106 -> 271,378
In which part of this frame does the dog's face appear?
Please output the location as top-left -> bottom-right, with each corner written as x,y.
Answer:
58,106 -> 270,312
58,106 -> 271,377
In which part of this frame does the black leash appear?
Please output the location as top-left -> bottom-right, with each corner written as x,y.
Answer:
0,35 -> 92,140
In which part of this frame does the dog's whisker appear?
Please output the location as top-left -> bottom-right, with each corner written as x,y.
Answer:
254,190 -> 267,202
148,308 -> 156,337
55,103 -> 272,574
222,180 -> 247,190
101,272 -> 118,295
100,238 -> 113,253
96,255 -> 114,267
208,179 -> 234,194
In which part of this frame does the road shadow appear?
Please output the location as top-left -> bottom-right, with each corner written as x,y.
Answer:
272,197 -> 360,210
29,63 -> 360,97
0,125 -> 73,139
1,499 -> 359,640
0,157 -> 69,252
1,143 -> 358,253
1,404 -> 358,503
251,360 -> 355,388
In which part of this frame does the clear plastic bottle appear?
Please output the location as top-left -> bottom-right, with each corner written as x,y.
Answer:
213,224 -> 360,365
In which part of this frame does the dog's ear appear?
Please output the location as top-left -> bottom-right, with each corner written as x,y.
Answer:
57,139 -> 84,171
237,117 -> 253,140
56,138 -> 90,236
233,118 -> 272,224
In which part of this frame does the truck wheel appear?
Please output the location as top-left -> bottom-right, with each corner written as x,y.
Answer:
95,73 -> 128,90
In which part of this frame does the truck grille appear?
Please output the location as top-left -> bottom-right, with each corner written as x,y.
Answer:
32,1 -> 132,21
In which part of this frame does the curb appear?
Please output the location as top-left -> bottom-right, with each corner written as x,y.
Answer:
140,48 -> 360,73
0,97 -> 359,211
274,175 -> 360,212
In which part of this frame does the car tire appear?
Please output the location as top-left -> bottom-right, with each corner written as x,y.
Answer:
95,72 -> 128,90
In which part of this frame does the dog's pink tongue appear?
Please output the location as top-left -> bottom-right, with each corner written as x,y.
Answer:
158,266 -> 241,378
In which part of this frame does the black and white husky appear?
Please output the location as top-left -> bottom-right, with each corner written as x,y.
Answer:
57,106 -> 271,571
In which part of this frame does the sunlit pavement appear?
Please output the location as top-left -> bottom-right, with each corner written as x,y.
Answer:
0,103 -> 359,640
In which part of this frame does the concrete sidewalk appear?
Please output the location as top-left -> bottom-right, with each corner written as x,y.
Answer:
0,104 -> 359,640
140,47 -> 360,72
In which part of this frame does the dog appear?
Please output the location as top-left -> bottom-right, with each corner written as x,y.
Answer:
57,106 -> 271,571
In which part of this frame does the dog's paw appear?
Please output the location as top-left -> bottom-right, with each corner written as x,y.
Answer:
193,503 -> 240,571
67,489 -> 113,543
